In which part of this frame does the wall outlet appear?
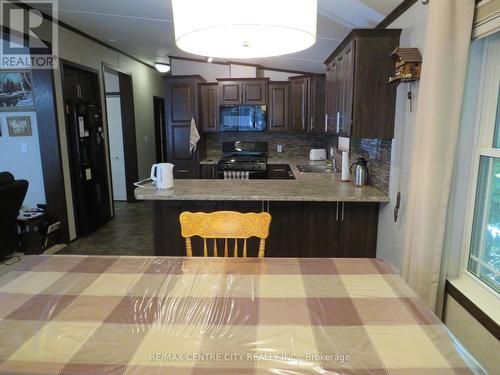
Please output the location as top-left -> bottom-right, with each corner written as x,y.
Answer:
21,143 -> 27,153
144,135 -> 149,143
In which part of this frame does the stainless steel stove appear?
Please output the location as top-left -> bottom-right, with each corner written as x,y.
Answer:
217,141 -> 268,179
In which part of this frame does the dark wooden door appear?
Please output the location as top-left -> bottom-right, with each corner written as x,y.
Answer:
77,73 -> 94,102
62,64 -> 111,237
339,41 -> 354,137
289,77 -> 308,131
218,81 -> 242,105
351,33 -> 399,139
32,67 -> 70,241
200,163 -> 216,179
165,77 -> 204,179
337,202 -> 378,258
153,96 -> 166,163
308,76 -> 325,133
325,62 -> 335,133
167,81 -> 195,164
200,83 -> 218,132
242,80 -> 267,105
268,82 -> 289,131
63,69 -> 78,101
118,72 -> 139,202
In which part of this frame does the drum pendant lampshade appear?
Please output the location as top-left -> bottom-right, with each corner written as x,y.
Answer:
172,0 -> 317,58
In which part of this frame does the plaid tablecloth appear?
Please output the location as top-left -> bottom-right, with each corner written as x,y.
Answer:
0,255 -> 484,374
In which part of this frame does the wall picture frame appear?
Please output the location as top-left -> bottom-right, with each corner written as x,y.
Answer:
0,71 -> 34,111
7,116 -> 32,136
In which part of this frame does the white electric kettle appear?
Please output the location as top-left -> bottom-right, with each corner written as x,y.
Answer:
150,163 -> 174,190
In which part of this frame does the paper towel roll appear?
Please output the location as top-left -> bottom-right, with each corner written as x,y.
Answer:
341,151 -> 350,181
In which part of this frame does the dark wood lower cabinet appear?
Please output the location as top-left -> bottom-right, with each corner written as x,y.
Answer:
338,202 -> 379,258
152,200 -> 378,258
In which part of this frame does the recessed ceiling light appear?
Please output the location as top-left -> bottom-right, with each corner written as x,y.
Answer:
154,62 -> 171,73
172,0 -> 317,59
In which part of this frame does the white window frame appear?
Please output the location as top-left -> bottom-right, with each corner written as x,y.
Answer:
460,32 -> 500,298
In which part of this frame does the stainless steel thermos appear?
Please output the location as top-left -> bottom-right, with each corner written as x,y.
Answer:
350,158 -> 369,187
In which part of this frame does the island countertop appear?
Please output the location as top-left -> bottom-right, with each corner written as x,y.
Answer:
135,159 -> 389,203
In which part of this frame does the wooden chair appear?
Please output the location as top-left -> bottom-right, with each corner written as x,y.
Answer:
179,211 -> 272,258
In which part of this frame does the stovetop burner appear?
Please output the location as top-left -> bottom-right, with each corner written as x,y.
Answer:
217,141 -> 268,174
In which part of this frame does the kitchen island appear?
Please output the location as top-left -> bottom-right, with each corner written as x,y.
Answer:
135,161 -> 389,258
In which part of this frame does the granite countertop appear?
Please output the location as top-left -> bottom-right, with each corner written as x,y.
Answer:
135,157 -> 389,203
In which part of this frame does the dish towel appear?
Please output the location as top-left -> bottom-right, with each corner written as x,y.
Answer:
189,117 -> 200,154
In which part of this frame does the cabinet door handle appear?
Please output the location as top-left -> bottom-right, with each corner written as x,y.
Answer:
325,114 -> 328,132
341,202 -> 345,221
337,111 -> 344,133
177,169 -> 190,173
336,202 -> 339,221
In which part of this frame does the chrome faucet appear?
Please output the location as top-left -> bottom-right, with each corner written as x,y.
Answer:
331,156 -> 338,173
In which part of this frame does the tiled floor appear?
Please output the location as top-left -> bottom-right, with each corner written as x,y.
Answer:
56,201 -> 154,256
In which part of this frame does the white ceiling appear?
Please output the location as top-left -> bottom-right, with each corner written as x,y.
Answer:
32,0 -> 403,73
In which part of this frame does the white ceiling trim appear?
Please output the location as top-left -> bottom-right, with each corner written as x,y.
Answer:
58,9 -> 172,23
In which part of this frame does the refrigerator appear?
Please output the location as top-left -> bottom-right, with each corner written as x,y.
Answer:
66,102 -> 111,236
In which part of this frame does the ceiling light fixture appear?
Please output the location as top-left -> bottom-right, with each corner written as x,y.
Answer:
172,0 -> 317,59
207,57 -> 213,63
154,62 -> 171,73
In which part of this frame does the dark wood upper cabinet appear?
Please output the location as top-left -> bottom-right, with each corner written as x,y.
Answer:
199,83 -> 218,132
242,79 -> 267,104
325,42 -> 354,136
324,29 -> 401,139
308,76 -> 326,133
268,82 -> 289,131
218,81 -> 241,105
289,76 -> 309,131
165,75 -> 206,178
218,78 -> 268,105
170,84 -> 194,122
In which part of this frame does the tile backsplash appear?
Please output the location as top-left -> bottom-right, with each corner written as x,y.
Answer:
350,139 -> 392,194
206,132 -> 338,160
205,132 -> 392,194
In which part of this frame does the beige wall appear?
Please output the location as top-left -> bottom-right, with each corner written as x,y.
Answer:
443,295 -> 500,373
376,2 -> 428,270
37,22 -> 163,239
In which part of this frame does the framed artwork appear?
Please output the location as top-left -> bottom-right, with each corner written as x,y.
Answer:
0,71 -> 33,111
7,116 -> 32,136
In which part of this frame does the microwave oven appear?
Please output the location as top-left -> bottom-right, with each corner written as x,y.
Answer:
219,105 -> 266,132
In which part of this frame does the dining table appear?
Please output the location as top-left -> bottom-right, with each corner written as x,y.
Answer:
0,254 -> 485,374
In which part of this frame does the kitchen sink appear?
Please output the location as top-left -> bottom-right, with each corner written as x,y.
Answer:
296,165 -> 333,173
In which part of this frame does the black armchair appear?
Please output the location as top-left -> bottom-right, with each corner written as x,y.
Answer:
0,172 -> 28,259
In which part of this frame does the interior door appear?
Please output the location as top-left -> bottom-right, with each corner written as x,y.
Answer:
153,96 -> 166,162
63,63 -> 111,237
118,73 -> 139,202
106,96 -> 127,201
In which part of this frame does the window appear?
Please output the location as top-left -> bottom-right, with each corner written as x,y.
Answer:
465,33 -> 500,294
